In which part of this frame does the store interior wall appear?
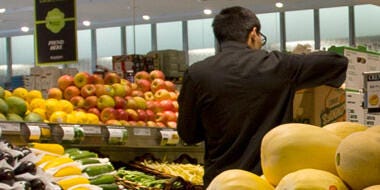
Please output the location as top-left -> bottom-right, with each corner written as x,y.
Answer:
0,4 -> 380,88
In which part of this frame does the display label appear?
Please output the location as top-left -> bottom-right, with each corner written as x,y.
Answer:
364,71 -> 380,112
107,127 -> 128,144
34,0 -> 77,65
62,126 -> 75,140
82,126 -> 101,135
160,130 -> 179,145
133,128 -> 151,136
28,125 -> 41,141
0,122 -> 21,132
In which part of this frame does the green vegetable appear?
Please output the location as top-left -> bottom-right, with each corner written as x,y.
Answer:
64,148 -> 81,155
83,164 -> 114,177
79,158 -> 101,165
69,151 -> 98,160
90,174 -> 115,185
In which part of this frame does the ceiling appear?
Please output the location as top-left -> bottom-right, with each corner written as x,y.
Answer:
0,0 -> 379,37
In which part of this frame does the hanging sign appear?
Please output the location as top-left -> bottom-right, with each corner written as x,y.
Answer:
34,0 -> 77,65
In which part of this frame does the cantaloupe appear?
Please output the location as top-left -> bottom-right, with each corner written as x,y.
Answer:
275,168 -> 349,190
323,121 -> 368,139
363,185 -> 380,190
335,130 -> 380,190
261,123 -> 342,185
206,169 -> 274,190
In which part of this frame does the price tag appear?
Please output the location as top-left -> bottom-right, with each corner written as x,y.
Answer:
62,126 -> 75,141
82,126 -> 101,135
133,128 -> 151,136
27,125 -> 41,141
0,122 -> 21,132
160,130 -> 179,145
108,128 -> 124,139
107,127 -> 128,144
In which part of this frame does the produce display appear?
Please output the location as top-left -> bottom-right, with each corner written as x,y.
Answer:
0,69 -> 179,128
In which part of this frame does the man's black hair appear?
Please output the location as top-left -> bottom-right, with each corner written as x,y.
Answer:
212,6 -> 261,44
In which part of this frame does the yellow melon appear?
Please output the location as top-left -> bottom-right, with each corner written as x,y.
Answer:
323,121 -> 368,139
261,123 -> 342,185
276,168 -> 349,190
364,185 -> 380,190
335,130 -> 380,190
207,169 -> 274,190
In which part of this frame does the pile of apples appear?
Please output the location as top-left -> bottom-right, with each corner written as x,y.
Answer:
49,70 -> 179,128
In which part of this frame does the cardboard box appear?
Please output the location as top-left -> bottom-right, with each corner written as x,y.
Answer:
293,85 -> 346,126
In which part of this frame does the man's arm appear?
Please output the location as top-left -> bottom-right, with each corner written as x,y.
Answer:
177,70 -> 205,144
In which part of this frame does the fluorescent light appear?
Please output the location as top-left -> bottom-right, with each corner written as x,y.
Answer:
203,9 -> 212,15
142,15 -> 150,20
82,20 -> 91,26
275,2 -> 284,8
0,8 -> 6,13
21,26 -> 29,32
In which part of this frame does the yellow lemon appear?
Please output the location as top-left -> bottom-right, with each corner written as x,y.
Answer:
59,99 -> 74,113
26,90 -> 43,103
32,108 -> 47,120
66,113 -> 78,123
86,113 -> 99,124
74,111 -> 87,124
12,87 -> 29,100
45,98 -> 61,118
49,111 -> 67,123
30,98 -> 46,110
4,90 -> 12,99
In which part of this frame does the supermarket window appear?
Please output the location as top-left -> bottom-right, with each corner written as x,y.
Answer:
0,38 -> 6,86
320,6 -> 349,50
69,29 -> 92,72
126,24 -> 152,54
157,21 -> 183,50
96,27 -> 122,57
355,4 -> 380,51
11,35 -> 34,76
285,9 -> 315,51
257,12 -> 281,51
187,18 -> 215,65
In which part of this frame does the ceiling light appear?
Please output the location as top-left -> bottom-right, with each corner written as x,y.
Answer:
142,15 -> 150,20
82,20 -> 91,26
275,2 -> 284,8
21,26 -> 29,32
0,8 -> 6,13
203,9 -> 212,15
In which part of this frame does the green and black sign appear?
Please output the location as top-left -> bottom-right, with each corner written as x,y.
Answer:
34,0 -> 77,65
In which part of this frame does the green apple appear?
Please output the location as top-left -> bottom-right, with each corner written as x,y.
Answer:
97,94 -> 115,110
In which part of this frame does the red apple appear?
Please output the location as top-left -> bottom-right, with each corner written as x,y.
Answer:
115,108 -> 129,121
169,92 -> 178,100
156,112 -> 167,123
147,100 -> 161,113
133,96 -> 147,110
83,95 -> 98,110
81,84 -> 96,97
112,83 -> 127,97
100,107 -> 116,122
134,71 -> 151,82
97,94 -> 115,110
154,89 -> 171,101
149,70 -> 165,81
128,120 -> 138,126
104,72 -> 121,85
136,79 -> 151,92
126,109 -> 139,121
155,122 -> 166,128
136,109 -> 147,122
151,78 -> 166,93
64,85 -> 80,100
136,121 -> 146,127
74,72 -> 91,88
70,96 -> 85,108
105,119 -> 122,125
131,90 -> 144,97
95,84 -> 106,97
159,99 -> 175,111
114,96 -> 127,109
90,74 -> 104,84
164,81 -> 176,92
57,75 -> 74,91
145,109 -> 155,121
87,107 -> 100,117
126,96 -> 138,109
163,110 -> 177,122
166,121 -> 177,129
144,91 -> 155,101
131,83 -> 138,90
172,101 -> 179,111
48,87 -> 63,100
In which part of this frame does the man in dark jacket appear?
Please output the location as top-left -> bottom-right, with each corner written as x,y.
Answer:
177,6 -> 348,187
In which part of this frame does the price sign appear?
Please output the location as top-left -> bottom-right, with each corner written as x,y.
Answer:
160,130 -> 179,145
107,127 -> 128,144
82,126 -> 101,135
27,125 -> 41,141
62,126 -> 75,141
133,128 -> 151,136
0,122 -> 21,132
